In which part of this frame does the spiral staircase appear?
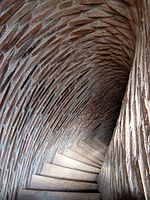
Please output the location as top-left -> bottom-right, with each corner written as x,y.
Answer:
17,136 -> 106,200
1,0 -> 150,200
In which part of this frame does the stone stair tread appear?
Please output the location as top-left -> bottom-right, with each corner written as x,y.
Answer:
93,137 -> 108,150
79,141 -> 105,161
29,175 -> 98,191
85,136 -> 107,154
63,148 -> 100,168
17,190 -> 101,200
52,153 -> 100,173
71,145 -> 103,166
41,163 -> 98,182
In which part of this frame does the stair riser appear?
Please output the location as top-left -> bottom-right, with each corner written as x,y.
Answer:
17,190 -> 101,200
29,175 -> 98,191
53,153 -> 100,173
63,149 -> 100,168
41,163 -> 98,182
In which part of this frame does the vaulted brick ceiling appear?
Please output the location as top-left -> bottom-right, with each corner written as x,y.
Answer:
0,0 -> 138,199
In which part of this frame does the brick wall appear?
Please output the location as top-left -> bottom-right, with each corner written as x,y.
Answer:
99,1 -> 150,199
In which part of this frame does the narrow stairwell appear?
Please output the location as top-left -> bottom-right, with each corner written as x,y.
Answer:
17,137 -> 106,200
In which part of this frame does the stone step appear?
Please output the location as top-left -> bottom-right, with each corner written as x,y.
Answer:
53,153 -> 100,173
79,141 -> 105,161
17,190 -> 101,200
93,137 -> 108,151
41,163 -> 98,182
29,175 -> 98,191
85,136 -> 107,154
63,148 -> 100,168
71,145 -> 103,166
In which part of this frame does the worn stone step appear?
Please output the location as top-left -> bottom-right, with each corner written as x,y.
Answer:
63,148 -> 100,168
41,163 -> 98,182
53,153 -> 100,173
93,137 -> 108,151
71,145 -> 103,166
79,141 -> 105,161
17,190 -> 101,200
85,136 -> 107,154
29,175 -> 98,191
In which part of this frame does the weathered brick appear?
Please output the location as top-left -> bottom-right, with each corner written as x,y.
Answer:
80,0 -> 106,4
0,24 -> 6,38
19,12 -> 32,26
3,25 -> 29,52
16,24 -> 42,48
59,1 -> 73,9
33,0 -> 59,15
1,0 -> 16,11
62,5 -> 90,16
69,18 -> 94,26
123,0 -> 135,6
8,4 -> 33,25
31,10 -> 50,24
86,9 -> 114,18
0,1 -> 25,26
0,26 -> 18,50
71,27 -> 94,36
